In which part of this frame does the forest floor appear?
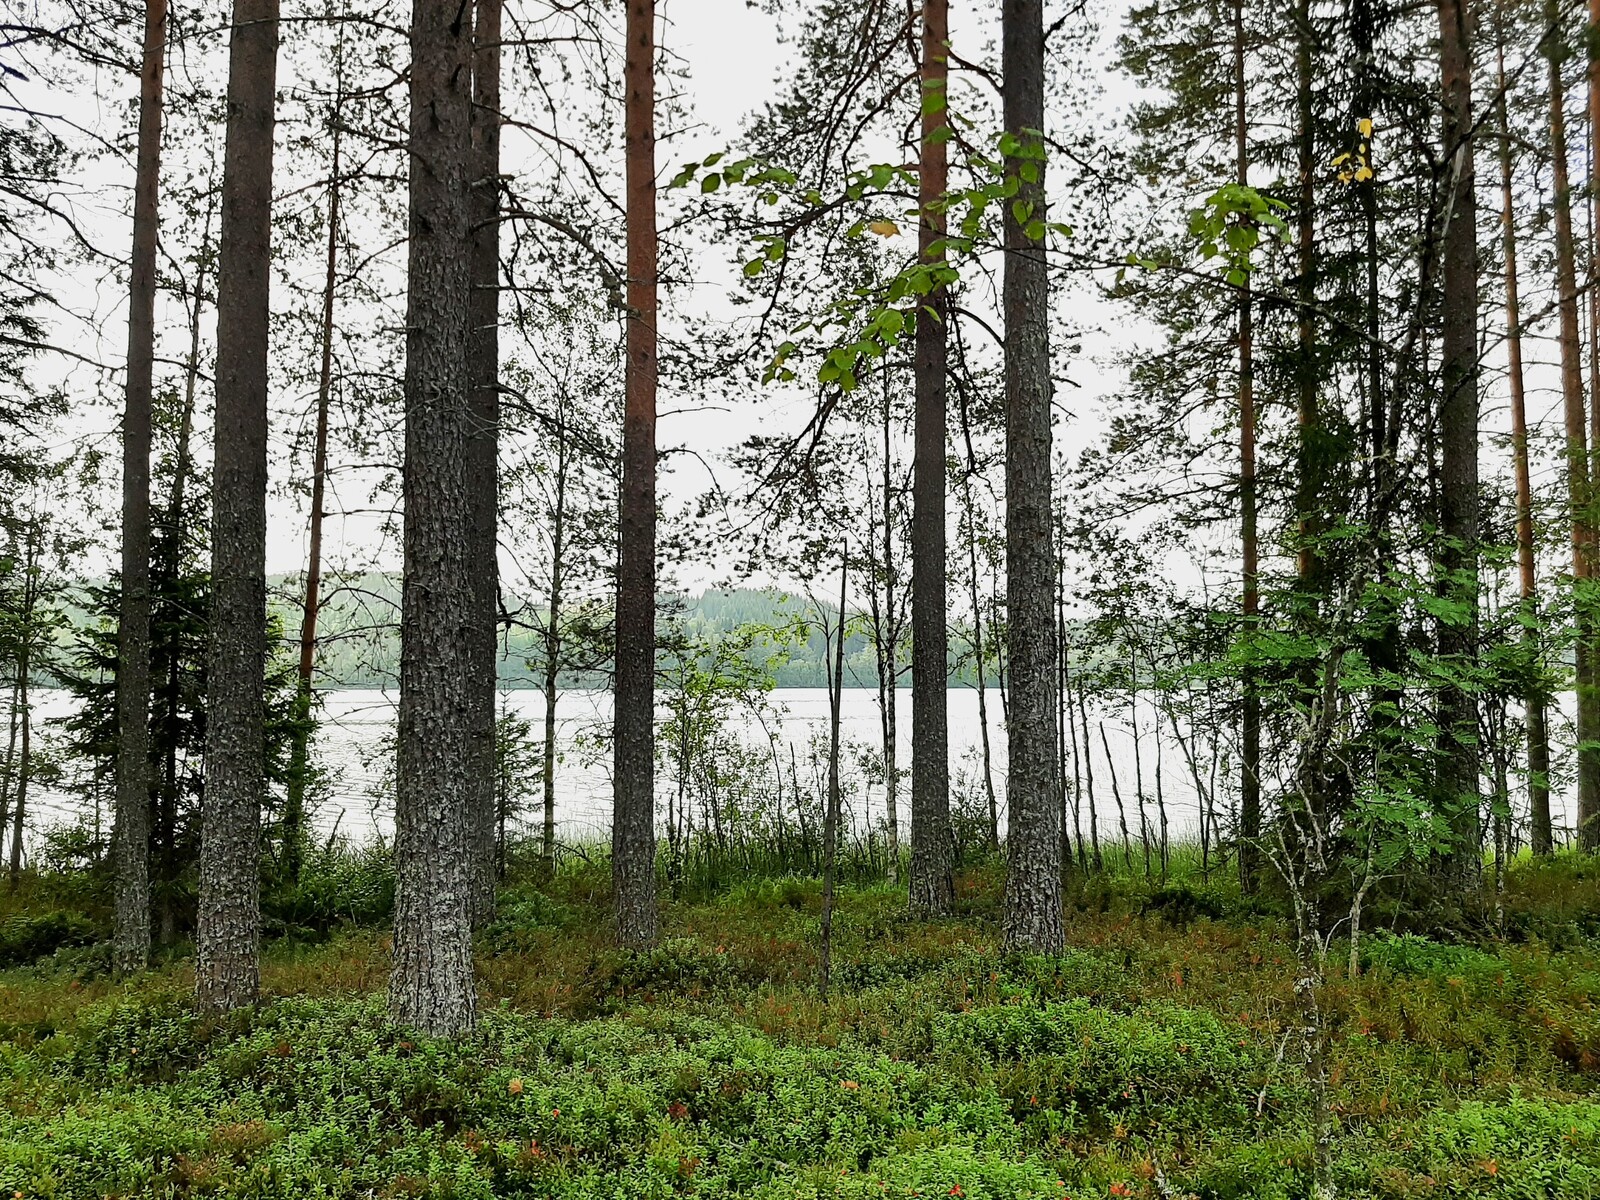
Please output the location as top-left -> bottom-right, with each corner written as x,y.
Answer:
0,851 -> 1598,1198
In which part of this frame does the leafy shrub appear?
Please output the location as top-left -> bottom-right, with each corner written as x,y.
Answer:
1141,883 -> 1228,927
934,999 -> 1291,1132
261,844 -> 395,940
0,909 -> 101,968
1359,931 -> 1506,982
482,888 -> 582,954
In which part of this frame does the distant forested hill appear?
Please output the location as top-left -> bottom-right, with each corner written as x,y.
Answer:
262,575 -> 987,690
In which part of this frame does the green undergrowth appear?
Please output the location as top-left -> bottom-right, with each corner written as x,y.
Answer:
0,853 -> 1597,1197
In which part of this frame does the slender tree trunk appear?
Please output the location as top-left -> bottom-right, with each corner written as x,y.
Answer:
197,0 -> 278,1014
965,493 -> 999,849
7,537 -> 35,888
1056,568 -> 1074,875
1130,645 -> 1150,878
390,0 -> 478,1036
466,0 -> 502,927
286,77 -> 342,889
999,0 -> 1061,954
1078,686 -> 1102,871
1581,0 -> 1600,850
819,550 -> 847,1001
1548,9 -> 1597,854
0,674 -> 20,866
613,0 -> 660,949
113,0 -> 166,974
879,401 -> 900,882
1501,26 -> 1551,855
1436,0 -> 1481,882
541,410 -> 568,879
1062,646 -> 1086,871
1234,0 -> 1261,895
909,0 -> 953,917
1098,722 -> 1134,873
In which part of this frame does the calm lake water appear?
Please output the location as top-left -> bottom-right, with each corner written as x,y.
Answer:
20,686 -> 1583,857
24,686 -> 1222,853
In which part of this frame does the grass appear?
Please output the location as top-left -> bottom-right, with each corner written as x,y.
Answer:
0,847 -> 1598,1197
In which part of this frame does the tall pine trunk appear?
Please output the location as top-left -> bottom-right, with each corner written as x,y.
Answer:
1547,9 -> 1595,854
1502,25 -> 1551,854
113,0 -> 166,974
613,0 -> 659,949
999,0 -> 1063,954
467,0 -> 502,927
286,73 -> 342,889
197,0 -> 278,1013
1436,0 -> 1481,885
1235,0 -> 1260,896
1582,0 -> 1600,849
390,0 -> 478,1036
909,0 -> 954,917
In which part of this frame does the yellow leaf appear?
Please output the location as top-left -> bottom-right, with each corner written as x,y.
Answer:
867,219 -> 899,237
1358,117 -> 1373,138
1332,152 -> 1351,167
1354,165 -> 1373,182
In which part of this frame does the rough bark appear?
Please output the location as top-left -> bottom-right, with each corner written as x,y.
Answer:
909,0 -> 954,918
286,81 -> 341,889
390,0 -> 478,1036
1234,0 -> 1261,896
1436,0 -> 1481,883
113,0 -> 166,974
613,0 -> 659,949
1547,10 -> 1596,853
999,0 -> 1062,955
1502,26 -> 1550,854
197,0 -> 277,1014
1580,0 -> 1600,850
467,0 -> 502,926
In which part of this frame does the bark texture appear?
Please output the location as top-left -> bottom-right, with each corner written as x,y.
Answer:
390,0 -> 479,1036
613,0 -> 659,950
467,0 -> 502,927
908,0 -> 953,919
1234,0 -> 1260,895
1436,0 -> 1481,882
197,0 -> 277,1014
1580,0 -> 1600,850
999,0 -> 1063,954
113,0 -> 166,975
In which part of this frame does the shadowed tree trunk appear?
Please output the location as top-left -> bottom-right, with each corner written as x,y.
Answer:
1501,22 -> 1551,854
113,0 -> 166,974
6,530 -> 37,888
909,0 -> 954,918
196,0 -> 278,1014
1547,7 -> 1595,853
999,0 -> 1063,955
286,62 -> 342,889
1436,0 -> 1481,884
467,0 -> 502,927
390,0 -> 478,1036
1580,0 -> 1600,850
1234,0 -> 1261,896
613,0 -> 659,949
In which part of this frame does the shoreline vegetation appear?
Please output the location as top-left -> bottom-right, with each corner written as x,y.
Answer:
2,843 -> 1598,1198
